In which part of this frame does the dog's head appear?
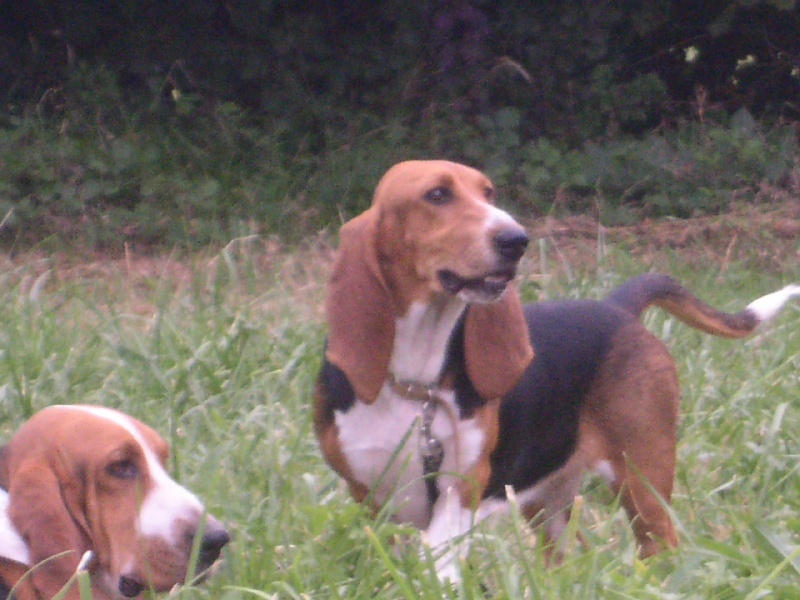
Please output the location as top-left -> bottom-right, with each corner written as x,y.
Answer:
370,160 -> 529,305
326,160 -> 533,402
0,405 -> 229,599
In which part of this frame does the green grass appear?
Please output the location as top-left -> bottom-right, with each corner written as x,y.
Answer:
0,239 -> 799,599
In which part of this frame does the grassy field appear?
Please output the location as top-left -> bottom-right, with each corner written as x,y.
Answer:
0,234 -> 798,599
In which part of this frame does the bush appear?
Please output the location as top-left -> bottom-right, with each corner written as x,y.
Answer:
0,66 -> 312,248
1,62 -> 799,249
2,0 -> 800,248
514,109 -> 800,223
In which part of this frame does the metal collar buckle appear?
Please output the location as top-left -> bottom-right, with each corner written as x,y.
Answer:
419,395 -> 444,476
388,375 -> 445,504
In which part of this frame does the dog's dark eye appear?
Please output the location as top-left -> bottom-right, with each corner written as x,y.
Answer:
106,459 -> 139,480
424,186 -> 453,205
484,187 -> 495,202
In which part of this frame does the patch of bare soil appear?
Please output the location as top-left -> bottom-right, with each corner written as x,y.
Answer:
527,200 -> 800,276
0,204 -> 797,308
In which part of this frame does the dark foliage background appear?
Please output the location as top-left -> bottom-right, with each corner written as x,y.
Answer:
0,0 -> 799,248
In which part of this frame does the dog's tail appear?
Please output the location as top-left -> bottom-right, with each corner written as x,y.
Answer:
607,273 -> 800,338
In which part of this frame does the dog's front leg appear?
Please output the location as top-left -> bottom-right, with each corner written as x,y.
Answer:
422,485 -> 476,585
423,400 -> 500,584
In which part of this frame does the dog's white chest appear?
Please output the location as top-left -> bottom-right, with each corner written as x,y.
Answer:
334,386 -> 484,529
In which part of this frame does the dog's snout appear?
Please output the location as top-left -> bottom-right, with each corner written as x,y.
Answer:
494,227 -> 529,262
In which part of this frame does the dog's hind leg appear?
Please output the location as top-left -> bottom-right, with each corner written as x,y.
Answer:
594,322 -> 681,558
614,449 -> 679,558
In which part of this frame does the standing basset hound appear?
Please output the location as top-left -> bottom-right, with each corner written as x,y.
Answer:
314,159 -> 800,583
0,405 -> 229,600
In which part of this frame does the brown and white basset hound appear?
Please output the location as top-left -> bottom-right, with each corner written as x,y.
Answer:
0,405 -> 229,600
314,159 -> 800,582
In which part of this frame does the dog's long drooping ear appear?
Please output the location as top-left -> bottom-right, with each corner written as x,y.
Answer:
464,284 -> 534,400
326,209 -> 396,404
6,456 -> 91,600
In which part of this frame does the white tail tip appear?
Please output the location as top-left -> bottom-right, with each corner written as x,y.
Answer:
746,284 -> 800,324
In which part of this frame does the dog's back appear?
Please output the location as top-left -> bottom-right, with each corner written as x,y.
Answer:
487,298 -> 633,497
489,273 -> 799,499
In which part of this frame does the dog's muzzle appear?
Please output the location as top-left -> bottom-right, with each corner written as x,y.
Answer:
438,225 -> 529,301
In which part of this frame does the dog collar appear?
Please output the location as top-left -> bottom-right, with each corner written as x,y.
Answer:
387,376 -> 445,505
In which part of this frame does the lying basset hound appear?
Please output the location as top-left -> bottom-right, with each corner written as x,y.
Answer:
0,405 -> 229,600
314,159 -> 800,582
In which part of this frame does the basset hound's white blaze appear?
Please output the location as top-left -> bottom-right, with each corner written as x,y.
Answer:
448,206 -> 524,305
64,405 -> 204,543
485,204 -> 524,233
466,198 -> 518,254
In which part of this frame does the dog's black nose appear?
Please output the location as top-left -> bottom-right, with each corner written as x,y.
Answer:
494,228 -> 529,262
197,522 -> 230,567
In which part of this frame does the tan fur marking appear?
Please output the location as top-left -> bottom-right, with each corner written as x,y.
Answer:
652,297 -> 757,338
564,321 -> 679,556
0,558 -> 37,600
465,290 -> 533,400
515,321 -> 680,558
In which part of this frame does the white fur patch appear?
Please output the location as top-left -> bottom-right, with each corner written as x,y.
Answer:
485,205 -> 522,231
594,460 -> 617,484
746,285 -> 800,324
423,486 -> 474,584
0,488 -> 30,566
390,299 -> 466,384
474,460 -> 592,537
335,384 -> 485,529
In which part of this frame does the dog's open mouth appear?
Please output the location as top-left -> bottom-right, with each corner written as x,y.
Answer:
438,268 -> 515,299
